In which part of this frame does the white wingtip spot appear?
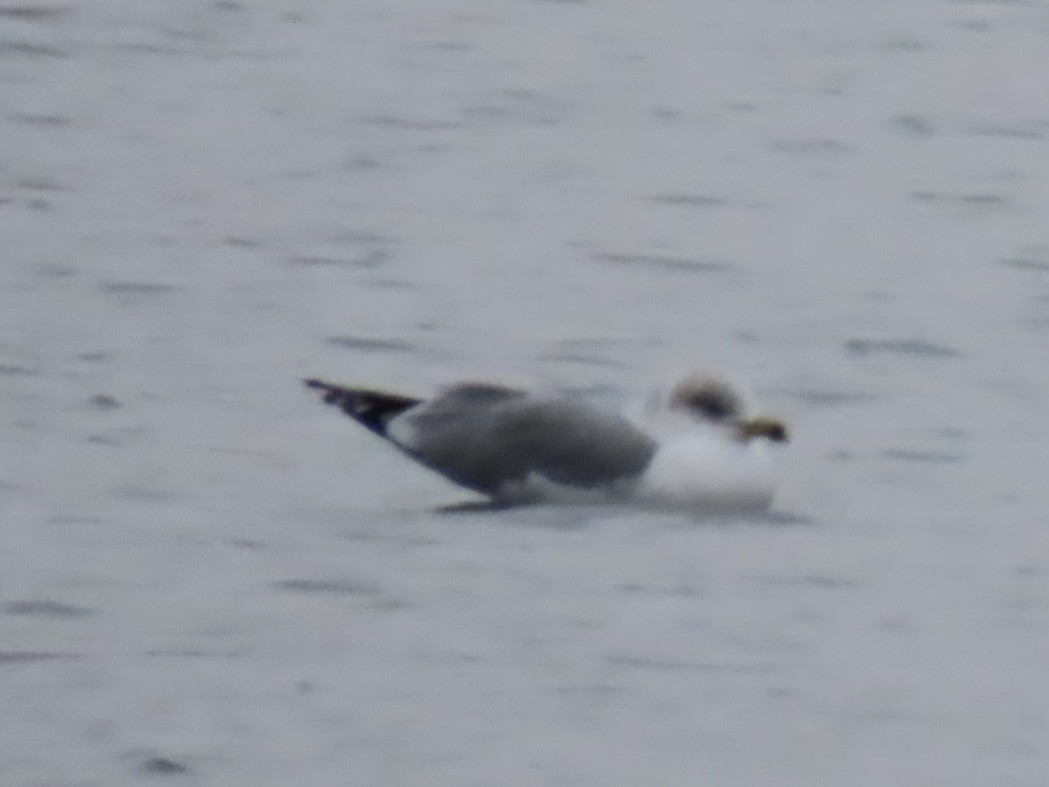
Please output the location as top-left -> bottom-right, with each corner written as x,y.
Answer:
385,413 -> 419,449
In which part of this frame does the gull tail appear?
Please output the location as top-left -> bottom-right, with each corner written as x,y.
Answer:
304,378 -> 421,438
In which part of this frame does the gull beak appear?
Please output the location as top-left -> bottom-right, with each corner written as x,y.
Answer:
736,416 -> 790,443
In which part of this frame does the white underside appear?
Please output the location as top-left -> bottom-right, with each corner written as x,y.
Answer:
496,435 -> 778,514
633,434 -> 777,512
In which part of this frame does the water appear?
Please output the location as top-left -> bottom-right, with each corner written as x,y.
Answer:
2,1 -> 1048,784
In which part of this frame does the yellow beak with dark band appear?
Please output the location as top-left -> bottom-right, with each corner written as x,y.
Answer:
736,417 -> 790,443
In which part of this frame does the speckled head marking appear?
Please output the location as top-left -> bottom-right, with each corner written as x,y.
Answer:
668,373 -> 743,422
667,373 -> 789,443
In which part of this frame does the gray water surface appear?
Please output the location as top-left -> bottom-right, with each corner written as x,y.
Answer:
2,1 -> 1048,785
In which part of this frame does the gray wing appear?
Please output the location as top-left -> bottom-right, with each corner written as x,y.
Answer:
389,385 -> 658,496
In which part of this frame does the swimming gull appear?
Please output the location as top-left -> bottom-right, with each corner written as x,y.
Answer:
304,372 -> 789,511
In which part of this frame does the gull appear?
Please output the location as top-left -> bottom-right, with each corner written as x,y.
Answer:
304,372 -> 788,512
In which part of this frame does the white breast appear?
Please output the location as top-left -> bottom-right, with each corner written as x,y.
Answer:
635,435 -> 777,512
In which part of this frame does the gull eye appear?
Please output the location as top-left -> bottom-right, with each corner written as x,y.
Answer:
686,388 -> 737,421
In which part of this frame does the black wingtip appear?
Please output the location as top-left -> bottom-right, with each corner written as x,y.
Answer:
304,377 -> 422,437
303,378 -> 346,406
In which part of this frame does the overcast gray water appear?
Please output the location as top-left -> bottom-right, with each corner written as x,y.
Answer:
2,1 -> 1049,785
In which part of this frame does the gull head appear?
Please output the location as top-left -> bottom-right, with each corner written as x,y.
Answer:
665,373 -> 789,444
